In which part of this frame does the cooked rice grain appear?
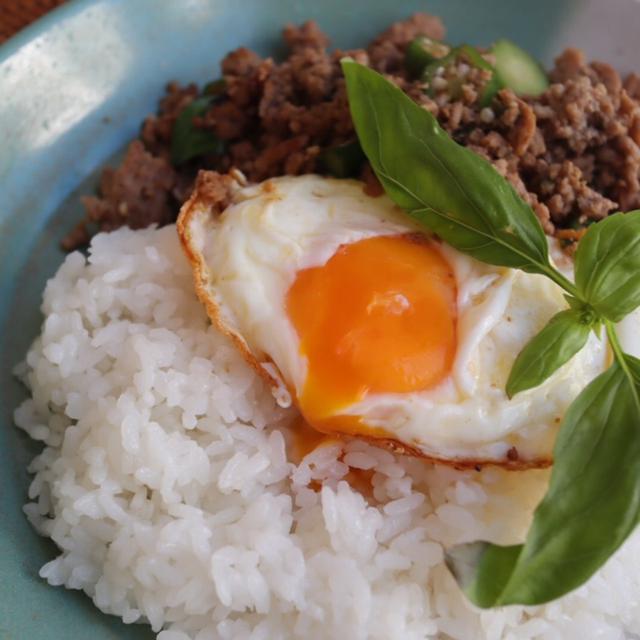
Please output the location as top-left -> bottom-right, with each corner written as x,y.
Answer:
15,226 -> 640,639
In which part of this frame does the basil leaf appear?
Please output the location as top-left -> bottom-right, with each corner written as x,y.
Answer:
506,309 -> 592,398
171,96 -> 225,166
341,60 -> 551,275
446,356 -> 640,606
574,210 -> 640,322
445,543 -> 522,609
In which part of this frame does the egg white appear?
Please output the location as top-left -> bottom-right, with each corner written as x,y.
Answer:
179,174 -> 611,466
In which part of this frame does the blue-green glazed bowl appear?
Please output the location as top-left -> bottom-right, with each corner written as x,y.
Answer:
1,1 -> 638,637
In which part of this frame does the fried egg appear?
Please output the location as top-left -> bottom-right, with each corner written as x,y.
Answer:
178,173 -> 609,468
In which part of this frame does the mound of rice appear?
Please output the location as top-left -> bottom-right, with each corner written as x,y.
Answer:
14,225 -> 640,639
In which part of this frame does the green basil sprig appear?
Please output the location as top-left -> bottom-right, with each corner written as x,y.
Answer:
341,59 -> 640,607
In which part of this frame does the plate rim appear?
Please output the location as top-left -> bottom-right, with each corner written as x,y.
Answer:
0,0 -> 96,62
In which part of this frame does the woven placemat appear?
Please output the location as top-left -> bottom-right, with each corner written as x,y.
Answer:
0,0 -> 67,42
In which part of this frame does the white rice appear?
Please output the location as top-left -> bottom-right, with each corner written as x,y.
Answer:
14,225 -> 640,640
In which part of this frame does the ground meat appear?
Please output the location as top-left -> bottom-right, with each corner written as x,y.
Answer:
141,82 -> 199,158
66,13 -> 640,251
81,140 -> 177,234
186,170 -> 239,214
283,20 -> 330,52
367,13 -> 445,74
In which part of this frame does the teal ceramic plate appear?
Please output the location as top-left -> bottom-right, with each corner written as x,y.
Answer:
1,1 -> 638,637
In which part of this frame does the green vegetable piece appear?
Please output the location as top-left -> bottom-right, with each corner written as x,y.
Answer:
480,72 -> 504,106
421,45 -> 503,107
203,78 -> 226,97
170,96 -> 225,166
317,140 -> 365,178
506,308 -> 593,398
455,44 -> 493,71
341,60 -> 552,276
491,38 -> 549,97
574,210 -> 640,322
447,353 -> 640,606
405,36 -> 450,78
420,50 -> 455,91
455,45 -> 504,106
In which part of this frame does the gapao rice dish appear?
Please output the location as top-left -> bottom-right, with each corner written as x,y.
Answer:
13,10 -> 640,640
14,226 -> 640,639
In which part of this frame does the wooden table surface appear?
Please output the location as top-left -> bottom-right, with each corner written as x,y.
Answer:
1,0 -> 67,43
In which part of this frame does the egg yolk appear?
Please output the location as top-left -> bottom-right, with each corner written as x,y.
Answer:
286,234 -> 457,436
